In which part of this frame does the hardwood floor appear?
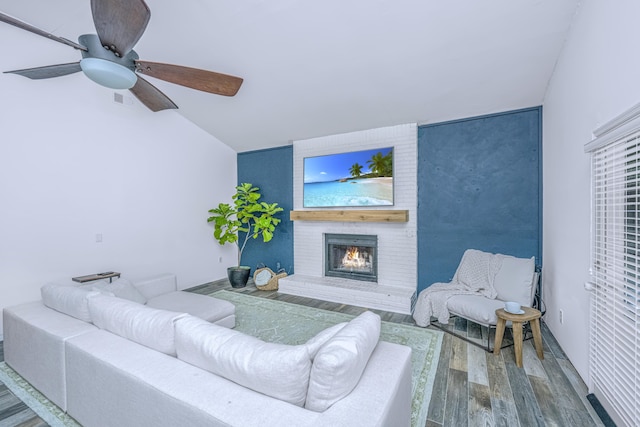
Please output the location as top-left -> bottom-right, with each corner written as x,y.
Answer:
0,279 -> 604,427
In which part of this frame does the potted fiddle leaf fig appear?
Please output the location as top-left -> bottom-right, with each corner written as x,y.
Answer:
207,183 -> 284,288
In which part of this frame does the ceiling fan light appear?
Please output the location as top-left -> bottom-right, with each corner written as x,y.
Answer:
80,58 -> 137,90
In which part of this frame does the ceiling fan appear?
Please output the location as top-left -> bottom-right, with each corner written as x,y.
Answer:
0,0 -> 243,111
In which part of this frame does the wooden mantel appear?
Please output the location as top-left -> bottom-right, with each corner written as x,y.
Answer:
290,210 -> 408,223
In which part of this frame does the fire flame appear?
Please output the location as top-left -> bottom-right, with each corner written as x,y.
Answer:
342,246 -> 368,269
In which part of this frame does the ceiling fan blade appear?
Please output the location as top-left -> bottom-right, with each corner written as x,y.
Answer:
129,76 -> 178,112
91,0 -> 150,57
0,11 -> 87,51
135,61 -> 243,96
4,62 -> 82,80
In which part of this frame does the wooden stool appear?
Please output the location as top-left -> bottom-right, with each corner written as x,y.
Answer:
494,307 -> 543,368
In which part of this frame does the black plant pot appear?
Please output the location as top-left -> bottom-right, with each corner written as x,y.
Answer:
227,266 -> 251,288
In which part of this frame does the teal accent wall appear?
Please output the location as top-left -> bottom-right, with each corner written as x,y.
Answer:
417,107 -> 542,292
237,146 -> 294,275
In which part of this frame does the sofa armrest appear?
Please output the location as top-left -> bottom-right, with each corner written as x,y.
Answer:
133,274 -> 177,300
3,302 -> 98,411
317,341 -> 412,426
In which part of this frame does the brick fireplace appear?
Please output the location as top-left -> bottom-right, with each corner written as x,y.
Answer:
278,124 -> 417,314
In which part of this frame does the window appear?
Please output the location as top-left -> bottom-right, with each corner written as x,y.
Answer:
587,110 -> 640,427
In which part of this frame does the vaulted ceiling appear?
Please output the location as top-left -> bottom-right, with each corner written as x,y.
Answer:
0,0 -> 579,152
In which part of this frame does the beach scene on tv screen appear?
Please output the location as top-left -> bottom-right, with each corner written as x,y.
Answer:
304,147 -> 393,207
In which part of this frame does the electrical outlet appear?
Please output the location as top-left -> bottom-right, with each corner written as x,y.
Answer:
96,233 -> 103,243
559,309 -> 564,324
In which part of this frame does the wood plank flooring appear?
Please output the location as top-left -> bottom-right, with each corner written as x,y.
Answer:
0,279 -> 604,427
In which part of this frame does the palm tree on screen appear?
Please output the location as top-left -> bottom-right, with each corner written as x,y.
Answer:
367,152 -> 392,177
350,163 -> 363,178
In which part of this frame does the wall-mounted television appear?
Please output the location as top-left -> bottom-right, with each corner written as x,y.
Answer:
303,147 -> 393,208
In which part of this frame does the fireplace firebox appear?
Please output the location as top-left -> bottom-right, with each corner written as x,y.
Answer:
324,233 -> 377,282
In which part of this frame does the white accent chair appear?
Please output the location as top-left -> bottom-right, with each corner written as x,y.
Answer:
413,249 -> 540,351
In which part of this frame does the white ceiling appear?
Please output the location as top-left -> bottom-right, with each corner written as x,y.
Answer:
0,0 -> 579,152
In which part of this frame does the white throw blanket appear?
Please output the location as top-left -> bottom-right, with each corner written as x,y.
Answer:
413,249 -> 503,327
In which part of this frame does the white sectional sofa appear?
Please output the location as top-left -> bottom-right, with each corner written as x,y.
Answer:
3,274 -> 413,427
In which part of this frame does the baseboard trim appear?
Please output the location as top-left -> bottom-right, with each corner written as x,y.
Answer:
586,393 -> 617,427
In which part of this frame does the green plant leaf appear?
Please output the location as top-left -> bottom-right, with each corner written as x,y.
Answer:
207,182 -> 283,265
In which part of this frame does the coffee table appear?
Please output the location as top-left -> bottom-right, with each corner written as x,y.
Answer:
494,306 -> 543,368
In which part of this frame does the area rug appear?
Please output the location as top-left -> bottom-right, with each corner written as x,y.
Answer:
210,290 -> 443,427
0,291 -> 443,427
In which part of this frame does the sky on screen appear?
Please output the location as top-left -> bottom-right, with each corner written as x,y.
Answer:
304,147 -> 392,183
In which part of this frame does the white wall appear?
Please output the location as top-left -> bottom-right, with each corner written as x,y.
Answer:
542,0 -> 640,382
0,65 -> 238,337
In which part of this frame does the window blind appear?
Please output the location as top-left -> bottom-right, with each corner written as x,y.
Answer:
590,129 -> 640,427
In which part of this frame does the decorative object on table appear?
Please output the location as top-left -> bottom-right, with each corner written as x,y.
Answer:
207,183 -> 284,288
504,301 -> 523,314
253,267 -> 288,291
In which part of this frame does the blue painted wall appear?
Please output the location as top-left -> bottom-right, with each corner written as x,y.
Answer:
417,107 -> 542,292
237,145 -> 294,275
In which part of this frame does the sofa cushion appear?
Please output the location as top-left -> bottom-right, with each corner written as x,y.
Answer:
447,294 -> 506,326
493,255 -> 535,306
92,278 -> 147,304
41,284 -> 100,322
174,315 -> 311,406
175,316 -> 347,407
305,322 -> 347,360
87,293 -> 186,356
146,291 -> 235,324
131,273 -> 177,300
305,311 -> 381,412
